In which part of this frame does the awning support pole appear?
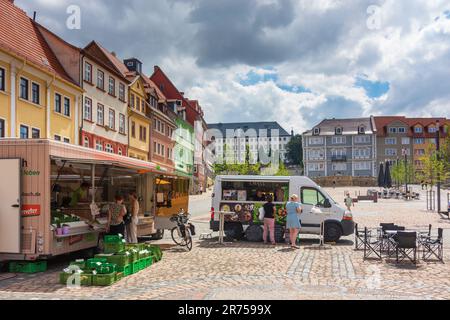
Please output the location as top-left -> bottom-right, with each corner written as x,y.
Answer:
91,164 -> 96,204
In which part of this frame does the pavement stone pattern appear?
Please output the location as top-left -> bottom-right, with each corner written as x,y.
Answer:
0,186 -> 449,300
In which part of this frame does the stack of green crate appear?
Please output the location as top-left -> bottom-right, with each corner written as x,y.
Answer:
59,270 -> 93,286
9,261 -> 47,274
145,245 -> 163,262
95,252 -> 132,277
104,235 -> 126,254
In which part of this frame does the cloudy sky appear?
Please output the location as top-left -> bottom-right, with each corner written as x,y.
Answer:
16,0 -> 450,133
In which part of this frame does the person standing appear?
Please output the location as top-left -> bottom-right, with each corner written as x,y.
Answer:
344,192 -> 354,211
126,192 -> 139,244
107,195 -> 126,236
286,194 -> 302,249
263,195 -> 276,245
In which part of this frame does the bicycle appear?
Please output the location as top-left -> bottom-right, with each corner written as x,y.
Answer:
170,210 -> 195,251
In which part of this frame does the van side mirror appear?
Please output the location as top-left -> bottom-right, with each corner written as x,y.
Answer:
323,199 -> 332,208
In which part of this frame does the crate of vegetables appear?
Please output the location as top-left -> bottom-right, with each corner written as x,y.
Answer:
92,272 -> 116,286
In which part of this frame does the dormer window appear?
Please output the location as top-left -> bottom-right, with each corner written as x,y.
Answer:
414,126 -> 423,133
313,128 -> 320,136
335,127 -> 343,135
358,126 -> 366,134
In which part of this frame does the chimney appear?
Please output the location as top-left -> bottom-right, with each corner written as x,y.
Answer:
111,51 -> 117,57
33,11 -> 37,21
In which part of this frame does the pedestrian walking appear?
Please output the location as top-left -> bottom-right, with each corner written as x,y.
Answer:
286,194 -> 302,249
263,195 -> 276,245
344,192 -> 354,211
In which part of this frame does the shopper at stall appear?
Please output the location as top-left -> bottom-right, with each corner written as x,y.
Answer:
107,195 -> 127,236
255,190 -> 265,202
126,192 -> 139,244
286,194 -> 302,249
262,195 -> 276,246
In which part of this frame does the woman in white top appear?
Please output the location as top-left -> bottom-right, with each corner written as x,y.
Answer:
126,192 -> 140,244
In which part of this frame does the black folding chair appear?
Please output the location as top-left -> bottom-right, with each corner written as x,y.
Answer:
379,223 -> 395,252
363,227 -> 382,260
396,232 -> 418,264
355,223 -> 368,250
421,228 -> 444,262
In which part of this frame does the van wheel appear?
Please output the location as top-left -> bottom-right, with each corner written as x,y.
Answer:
324,223 -> 342,243
153,229 -> 165,240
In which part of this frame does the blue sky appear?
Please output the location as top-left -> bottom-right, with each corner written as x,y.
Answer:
15,0 -> 450,133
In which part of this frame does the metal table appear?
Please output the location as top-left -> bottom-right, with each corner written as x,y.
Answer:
217,211 -> 235,245
309,208 -> 333,250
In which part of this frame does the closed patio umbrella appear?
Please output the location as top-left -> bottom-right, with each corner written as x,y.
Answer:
378,162 -> 385,188
384,161 -> 392,189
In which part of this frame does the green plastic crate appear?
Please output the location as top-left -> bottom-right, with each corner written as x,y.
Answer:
125,243 -> 146,251
9,261 -> 47,274
115,272 -> 124,282
138,259 -> 146,271
126,249 -> 139,262
104,234 -> 124,243
144,257 -> 152,268
116,264 -> 132,276
96,263 -> 117,275
59,272 -> 92,286
130,261 -> 140,274
86,258 -> 107,270
96,253 -> 130,267
92,272 -> 116,287
104,242 -> 125,254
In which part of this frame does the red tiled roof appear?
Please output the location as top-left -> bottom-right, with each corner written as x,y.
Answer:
0,0 -> 75,84
83,41 -> 130,82
374,116 -> 449,137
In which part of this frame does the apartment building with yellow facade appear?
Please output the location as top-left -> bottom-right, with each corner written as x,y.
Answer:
0,0 -> 82,142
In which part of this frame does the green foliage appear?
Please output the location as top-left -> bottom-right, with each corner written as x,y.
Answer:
274,162 -> 290,176
417,144 -> 450,187
391,160 -> 415,186
286,134 -> 303,166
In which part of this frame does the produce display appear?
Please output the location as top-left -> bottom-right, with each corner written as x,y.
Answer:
59,234 -> 162,287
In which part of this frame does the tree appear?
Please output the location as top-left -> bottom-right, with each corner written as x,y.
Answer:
391,160 -> 415,187
286,134 -> 303,167
417,144 -> 450,188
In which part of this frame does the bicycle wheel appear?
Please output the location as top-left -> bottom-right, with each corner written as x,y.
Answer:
185,230 -> 193,251
171,227 -> 184,245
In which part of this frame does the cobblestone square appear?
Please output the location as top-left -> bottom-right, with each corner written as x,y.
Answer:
0,187 -> 449,300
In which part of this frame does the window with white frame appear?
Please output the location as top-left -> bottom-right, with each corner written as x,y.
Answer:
55,93 -> 62,113
358,126 -> 366,134
354,162 -> 371,171
353,148 -> 370,159
119,83 -> 126,102
84,137 -> 90,148
63,137 -> 70,144
332,136 -> 346,144
97,104 -> 104,126
309,137 -> 324,145
385,137 -> 397,145
313,128 -> 320,135
119,114 -> 125,134
428,127 -> 437,133
332,163 -> 347,171
109,109 -> 115,130
388,127 -> 398,134
31,128 -> 40,139
31,83 -> 40,105
97,70 -> 104,90
63,97 -> 70,117
84,62 -> 92,83
96,141 -> 103,151
307,163 -> 325,172
20,78 -> 29,100
118,148 -> 122,156
331,149 -> 346,156
414,126 -> 423,133
308,149 -> 325,160
398,127 -> 406,133
108,77 -> 115,96
401,137 -> 410,145
105,144 -> 114,153
354,135 -> 370,144
84,97 -> 92,121
385,148 -> 397,156
335,127 -> 343,135
414,138 -> 425,144
54,135 -> 61,141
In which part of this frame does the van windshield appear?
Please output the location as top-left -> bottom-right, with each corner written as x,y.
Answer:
221,180 -> 289,203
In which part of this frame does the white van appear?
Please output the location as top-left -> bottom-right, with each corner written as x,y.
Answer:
210,175 -> 354,242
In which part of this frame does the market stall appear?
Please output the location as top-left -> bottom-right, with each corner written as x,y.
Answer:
0,139 -> 161,262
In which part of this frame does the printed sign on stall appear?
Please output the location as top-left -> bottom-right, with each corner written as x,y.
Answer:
21,205 -> 41,217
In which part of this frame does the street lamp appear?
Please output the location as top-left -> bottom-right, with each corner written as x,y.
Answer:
402,148 -> 408,193
436,120 -> 441,213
